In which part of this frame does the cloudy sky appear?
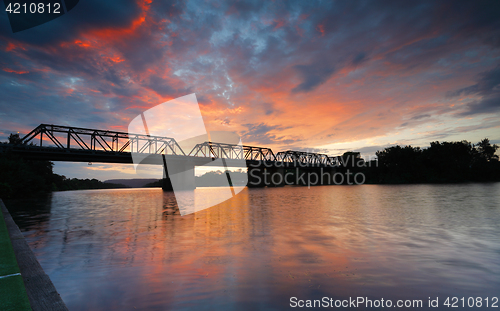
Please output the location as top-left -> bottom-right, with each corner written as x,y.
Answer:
1,0 -> 499,180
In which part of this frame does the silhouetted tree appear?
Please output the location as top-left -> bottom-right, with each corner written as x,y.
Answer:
422,141 -> 474,182
1,133 -> 127,198
376,145 -> 426,183
8,133 -> 22,144
476,138 -> 499,162
469,138 -> 500,181
367,139 -> 499,184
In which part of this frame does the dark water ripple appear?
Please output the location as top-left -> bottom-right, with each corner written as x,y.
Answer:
5,183 -> 500,310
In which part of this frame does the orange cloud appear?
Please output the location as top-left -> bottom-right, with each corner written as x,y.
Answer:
3,68 -> 29,74
316,24 -> 325,36
74,40 -> 92,48
109,55 -> 125,63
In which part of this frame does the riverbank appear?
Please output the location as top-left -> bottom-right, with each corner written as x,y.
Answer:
0,199 -> 67,311
0,199 -> 30,310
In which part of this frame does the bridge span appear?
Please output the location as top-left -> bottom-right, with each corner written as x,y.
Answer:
0,124 -> 355,189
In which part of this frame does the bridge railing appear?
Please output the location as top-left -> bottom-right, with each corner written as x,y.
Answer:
188,142 -> 276,161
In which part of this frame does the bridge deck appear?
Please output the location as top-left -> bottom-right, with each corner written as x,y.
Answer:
0,144 -> 337,168
1,124 -> 342,168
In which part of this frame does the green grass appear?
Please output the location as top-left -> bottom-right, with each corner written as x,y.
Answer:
0,275 -> 32,310
0,211 -> 31,310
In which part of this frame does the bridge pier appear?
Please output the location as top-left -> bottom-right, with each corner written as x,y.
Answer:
162,177 -> 173,191
162,156 -> 196,191
162,155 -> 173,191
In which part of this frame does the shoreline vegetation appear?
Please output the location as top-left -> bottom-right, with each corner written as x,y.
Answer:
363,138 -> 499,184
1,133 -> 499,199
0,134 -> 128,198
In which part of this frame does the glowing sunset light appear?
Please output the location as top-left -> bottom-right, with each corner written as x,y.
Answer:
0,0 -> 498,179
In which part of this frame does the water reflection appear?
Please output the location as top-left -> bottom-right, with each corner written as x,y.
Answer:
5,184 -> 500,310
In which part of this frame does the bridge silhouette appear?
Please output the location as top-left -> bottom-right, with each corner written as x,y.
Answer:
1,124 -> 353,188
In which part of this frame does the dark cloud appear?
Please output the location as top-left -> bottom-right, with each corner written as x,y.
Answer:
292,61 -> 335,93
352,52 -> 367,66
263,103 -> 276,116
449,65 -> 500,116
147,80 -> 192,98
291,0 -> 500,92
450,66 -> 500,97
399,113 -> 432,127
252,102 -> 280,116
149,0 -> 185,19
226,0 -> 263,18
0,74 -> 112,134
144,75 -> 176,96
411,114 -> 431,120
241,123 -> 296,146
458,97 -> 500,116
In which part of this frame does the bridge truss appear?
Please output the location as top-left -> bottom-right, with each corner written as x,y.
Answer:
20,124 -> 185,155
188,142 -> 276,161
8,124 -> 342,166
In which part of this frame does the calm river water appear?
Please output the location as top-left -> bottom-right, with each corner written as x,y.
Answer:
6,184 -> 500,310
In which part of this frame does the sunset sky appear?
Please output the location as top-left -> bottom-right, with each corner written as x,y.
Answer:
1,0 -> 499,180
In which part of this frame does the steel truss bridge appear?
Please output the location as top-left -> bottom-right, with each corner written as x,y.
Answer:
0,124 -> 342,168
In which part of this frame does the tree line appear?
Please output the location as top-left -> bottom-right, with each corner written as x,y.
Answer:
0,133 -> 127,199
360,138 -> 499,183
1,132 -> 498,198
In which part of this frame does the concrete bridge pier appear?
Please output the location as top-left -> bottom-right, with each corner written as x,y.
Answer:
162,156 -> 196,191
162,176 -> 174,191
162,155 -> 173,191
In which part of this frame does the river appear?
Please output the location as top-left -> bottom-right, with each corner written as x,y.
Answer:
5,184 -> 500,310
